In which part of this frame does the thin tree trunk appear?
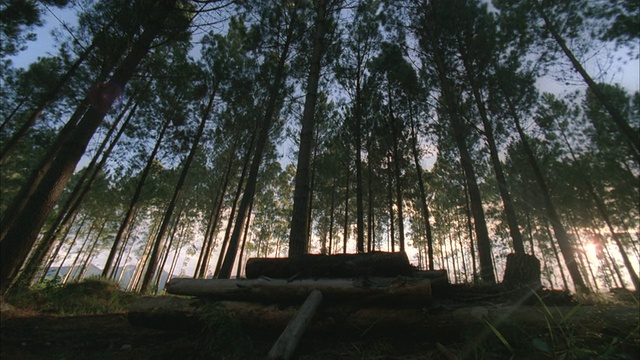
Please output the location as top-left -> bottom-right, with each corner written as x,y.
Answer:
214,134 -> 254,277
36,211 -> 80,283
587,186 -> 639,291
533,0 -> 640,162
236,199 -> 254,278
502,86 -> 588,292
408,100 -> 434,269
55,217 -> 92,281
153,210 -> 184,291
196,139 -> 239,278
429,41 -> 495,282
140,82 -> 218,293
545,222 -> 569,291
103,114 -> 171,278
329,183 -> 336,255
342,161 -> 351,254
63,220 -> 105,285
459,49 -> 526,254
0,6 -> 174,295
386,155 -> 395,253
218,5 -> 297,278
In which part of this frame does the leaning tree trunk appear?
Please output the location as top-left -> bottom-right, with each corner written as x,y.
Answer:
0,12 -> 171,295
0,15 -> 117,165
140,83 -> 218,294
502,90 -> 588,293
217,8 -> 297,279
214,134 -> 254,277
422,14 -> 495,283
103,114 -> 170,278
534,0 -> 640,163
15,100 -> 135,287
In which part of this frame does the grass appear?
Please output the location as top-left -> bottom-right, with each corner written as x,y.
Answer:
480,288 -> 639,359
5,276 -> 139,315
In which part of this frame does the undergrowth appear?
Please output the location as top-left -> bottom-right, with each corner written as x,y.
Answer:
478,289 -> 640,359
195,303 -> 255,359
6,276 -> 139,315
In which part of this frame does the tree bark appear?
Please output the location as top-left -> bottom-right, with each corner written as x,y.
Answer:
165,277 -> 431,306
104,114 -> 171,278
289,0 -> 331,257
140,82 -> 218,293
244,252 -> 414,279
218,4 -> 297,278
502,90 -> 588,292
268,289 -> 323,360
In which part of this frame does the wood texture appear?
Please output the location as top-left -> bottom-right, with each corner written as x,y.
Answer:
244,252 -> 414,279
165,277 -> 432,306
267,290 -> 323,360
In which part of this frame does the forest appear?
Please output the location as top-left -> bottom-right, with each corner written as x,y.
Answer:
0,0 -> 638,298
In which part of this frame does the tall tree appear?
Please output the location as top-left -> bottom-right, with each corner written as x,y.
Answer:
412,0 -> 496,283
218,0 -> 301,278
0,0 -> 190,295
289,0 -> 341,257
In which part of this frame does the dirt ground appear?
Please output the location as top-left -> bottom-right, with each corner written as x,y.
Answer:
1,290 -> 639,360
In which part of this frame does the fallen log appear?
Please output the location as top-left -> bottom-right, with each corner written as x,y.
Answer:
245,252 -> 414,279
165,277 -> 431,306
128,296 -> 639,341
267,290 -> 323,360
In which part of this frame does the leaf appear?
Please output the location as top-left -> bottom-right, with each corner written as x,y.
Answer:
484,319 -> 515,354
532,338 -> 551,353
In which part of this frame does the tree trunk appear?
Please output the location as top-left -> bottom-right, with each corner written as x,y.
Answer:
218,8 -> 297,279
103,114 -> 171,278
427,36 -> 495,283
289,0 -> 330,257
587,183 -> 639,291
0,4 -> 174,295
534,0 -> 640,162
0,18 -> 113,165
140,83 -> 218,293
165,277 -> 431,306
408,100 -> 434,270
502,91 -> 588,292
214,134 -> 254,277
244,252 -> 414,279
459,50 -> 526,255
342,161 -> 350,254
236,199 -> 255,278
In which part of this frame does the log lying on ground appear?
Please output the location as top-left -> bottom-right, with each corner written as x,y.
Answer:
165,277 -> 431,306
128,296 -> 639,340
245,252 -> 414,279
267,290 -> 323,360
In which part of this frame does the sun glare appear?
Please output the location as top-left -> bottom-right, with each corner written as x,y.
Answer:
585,242 -> 598,260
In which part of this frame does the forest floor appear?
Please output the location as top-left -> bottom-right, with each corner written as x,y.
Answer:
1,283 -> 639,359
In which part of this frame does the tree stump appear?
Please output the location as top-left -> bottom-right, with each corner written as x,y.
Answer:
502,253 -> 541,289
